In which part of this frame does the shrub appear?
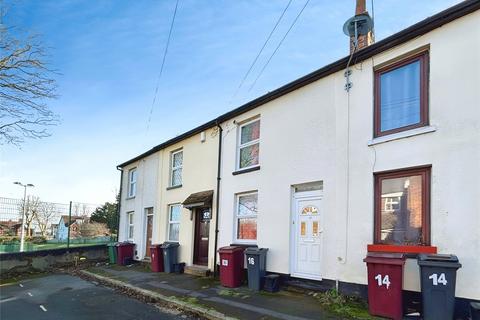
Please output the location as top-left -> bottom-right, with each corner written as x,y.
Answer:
0,236 -> 20,244
31,236 -> 47,244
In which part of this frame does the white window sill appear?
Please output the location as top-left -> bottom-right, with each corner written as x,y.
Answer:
232,241 -> 257,246
368,125 -> 436,146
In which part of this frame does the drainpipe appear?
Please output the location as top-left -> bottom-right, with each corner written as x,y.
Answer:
212,122 -> 223,277
116,166 -> 124,242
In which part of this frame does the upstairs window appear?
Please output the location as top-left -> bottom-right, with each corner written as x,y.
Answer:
170,150 -> 183,187
128,168 -> 137,198
237,118 -> 260,170
235,192 -> 258,243
374,166 -> 431,246
374,51 -> 429,137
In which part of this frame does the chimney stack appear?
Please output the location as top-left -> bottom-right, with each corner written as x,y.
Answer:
350,0 -> 374,53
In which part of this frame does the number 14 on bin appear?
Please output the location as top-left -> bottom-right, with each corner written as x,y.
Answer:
374,274 -> 391,289
429,273 -> 447,286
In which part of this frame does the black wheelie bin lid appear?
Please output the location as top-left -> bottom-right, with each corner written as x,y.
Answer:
161,242 -> 179,249
417,254 -> 462,269
245,247 -> 268,255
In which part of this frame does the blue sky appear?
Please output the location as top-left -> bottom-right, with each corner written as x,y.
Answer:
0,0 -> 461,205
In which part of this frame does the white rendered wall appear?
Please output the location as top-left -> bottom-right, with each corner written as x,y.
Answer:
118,152 -> 160,260
218,10 -> 480,300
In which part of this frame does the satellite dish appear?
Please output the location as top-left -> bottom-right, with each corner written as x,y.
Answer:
343,13 -> 374,37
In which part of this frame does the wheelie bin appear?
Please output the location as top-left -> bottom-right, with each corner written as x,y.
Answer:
150,244 -> 164,272
218,246 -> 245,288
116,242 -> 135,266
107,242 -> 118,264
471,302 -> 480,320
364,252 -> 406,320
417,254 -> 462,320
161,242 -> 179,273
245,247 -> 268,291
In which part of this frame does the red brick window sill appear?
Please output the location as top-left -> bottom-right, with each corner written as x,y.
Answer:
368,244 -> 437,254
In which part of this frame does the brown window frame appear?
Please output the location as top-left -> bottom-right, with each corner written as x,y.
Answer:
374,51 -> 429,137
374,166 -> 431,246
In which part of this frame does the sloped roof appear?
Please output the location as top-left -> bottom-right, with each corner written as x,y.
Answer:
60,215 -> 84,226
182,190 -> 214,208
118,0 -> 480,168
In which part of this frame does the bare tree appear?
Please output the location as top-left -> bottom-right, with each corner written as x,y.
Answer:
0,8 -> 58,146
35,201 -> 56,237
18,195 -> 40,237
73,202 -> 80,215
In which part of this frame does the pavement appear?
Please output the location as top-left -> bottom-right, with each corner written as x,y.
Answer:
82,264 -> 346,320
0,273 -> 198,320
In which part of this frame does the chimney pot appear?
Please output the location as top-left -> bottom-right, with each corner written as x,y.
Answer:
349,0 -> 374,53
355,0 -> 366,15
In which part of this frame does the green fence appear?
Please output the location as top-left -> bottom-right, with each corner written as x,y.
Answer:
0,236 -> 114,253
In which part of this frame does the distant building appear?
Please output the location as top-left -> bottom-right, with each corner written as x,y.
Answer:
0,220 -> 22,236
56,216 -> 87,240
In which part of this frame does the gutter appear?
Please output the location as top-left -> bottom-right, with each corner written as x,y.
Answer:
116,166 -> 123,242
212,122 -> 223,277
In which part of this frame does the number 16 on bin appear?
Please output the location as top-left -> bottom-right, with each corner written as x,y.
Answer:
429,273 -> 447,286
375,274 -> 391,289
248,257 -> 255,265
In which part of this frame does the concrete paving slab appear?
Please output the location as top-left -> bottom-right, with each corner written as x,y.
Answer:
87,264 -> 342,320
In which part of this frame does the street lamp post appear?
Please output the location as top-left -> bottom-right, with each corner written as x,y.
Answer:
13,182 -> 34,252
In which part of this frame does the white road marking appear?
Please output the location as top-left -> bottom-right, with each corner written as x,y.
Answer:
27,292 -> 33,296
40,305 -> 47,312
0,297 -> 18,304
19,284 -> 24,287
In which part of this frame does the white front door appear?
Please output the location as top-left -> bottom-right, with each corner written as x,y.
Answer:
292,191 -> 323,280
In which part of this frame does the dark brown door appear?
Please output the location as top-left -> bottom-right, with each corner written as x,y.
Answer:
193,208 -> 210,265
145,212 -> 153,258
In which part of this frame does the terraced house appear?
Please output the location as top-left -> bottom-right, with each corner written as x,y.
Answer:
117,126 -> 220,271
117,0 -> 480,316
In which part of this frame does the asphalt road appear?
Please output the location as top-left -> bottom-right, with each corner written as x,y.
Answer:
0,274 -> 196,320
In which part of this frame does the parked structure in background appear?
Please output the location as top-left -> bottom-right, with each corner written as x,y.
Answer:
117,0 -> 480,316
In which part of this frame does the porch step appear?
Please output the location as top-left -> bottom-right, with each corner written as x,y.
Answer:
283,278 -> 333,294
184,265 -> 210,277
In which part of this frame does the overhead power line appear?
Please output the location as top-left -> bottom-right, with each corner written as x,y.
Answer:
248,0 -> 310,92
146,0 -> 180,133
229,0 -> 293,104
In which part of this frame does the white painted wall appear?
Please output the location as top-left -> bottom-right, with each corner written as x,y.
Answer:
155,128 -> 219,270
118,152 -> 160,260
119,128 -> 219,269
218,10 -> 480,300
